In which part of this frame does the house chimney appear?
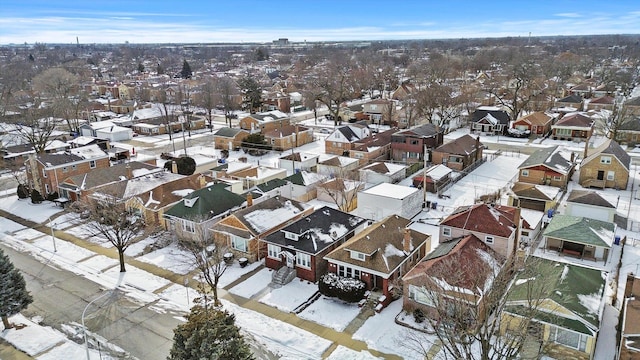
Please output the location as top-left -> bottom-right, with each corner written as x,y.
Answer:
198,174 -> 206,188
625,273 -> 636,299
513,207 -> 521,257
403,228 -> 412,253
583,137 -> 589,159
246,193 -> 253,207
475,136 -> 482,162
171,161 -> 178,174
126,164 -> 133,180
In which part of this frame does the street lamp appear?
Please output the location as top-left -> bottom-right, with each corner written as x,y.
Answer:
82,290 -> 111,360
48,217 -> 57,252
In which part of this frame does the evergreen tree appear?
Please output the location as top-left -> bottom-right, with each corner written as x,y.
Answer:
137,62 -> 145,73
0,249 -> 33,329
238,76 -> 262,113
156,63 -> 164,75
169,305 -> 253,360
181,60 -> 192,79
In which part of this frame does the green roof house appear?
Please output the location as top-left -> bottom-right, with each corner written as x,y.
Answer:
502,258 -> 606,359
542,214 -> 616,264
163,183 -> 246,238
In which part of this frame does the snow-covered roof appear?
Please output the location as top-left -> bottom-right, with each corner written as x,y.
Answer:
361,183 -> 419,200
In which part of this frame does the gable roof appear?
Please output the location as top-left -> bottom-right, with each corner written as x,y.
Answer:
506,258 -> 605,334
567,190 -> 615,208
263,206 -> 366,255
619,117 -> 640,131
589,96 -> 615,105
554,113 -> 594,128
557,94 -> 584,104
36,153 -> 85,167
440,204 -> 518,238
256,177 -> 288,193
394,123 -> 441,138
221,196 -> 311,236
134,174 -> 206,211
518,145 -> 574,175
325,215 -> 429,277
515,112 -> 553,126
214,127 -> 248,138
471,109 -> 511,124
403,234 -> 504,293
164,183 -> 246,222
434,134 -> 482,156
582,139 -> 630,170
543,214 -> 615,248
511,182 -> 560,201
284,171 -> 325,186
63,162 -> 161,190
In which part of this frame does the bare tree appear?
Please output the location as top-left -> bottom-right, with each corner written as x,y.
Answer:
73,192 -> 149,272
312,56 -> 358,126
13,109 -> 58,153
217,77 -> 240,128
32,68 -> 79,132
197,79 -> 218,131
175,221 -> 230,307
316,170 -> 363,212
402,256 -> 559,360
415,84 -> 463,129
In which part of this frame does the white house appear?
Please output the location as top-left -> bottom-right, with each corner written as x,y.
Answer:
357,183 -> 422,221
95,125 -> 133,142
278,152 -> 319,174
358,161 -> 407,185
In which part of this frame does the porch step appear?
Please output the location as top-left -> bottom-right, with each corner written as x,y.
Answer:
271,266 -> 296,287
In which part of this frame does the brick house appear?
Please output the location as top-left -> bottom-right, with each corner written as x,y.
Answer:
615,116 -> 640,145
262,206 -> 367,283
25,146 -> 110,197
517,145 -> 576,188
403,234 -> 504,323
263,125 -> 314,151
324,123 -> 372,156
324,215 -> 430,307
551,113 -> 594,141
390,123 -> 444,163
349,127 -> 396,165
470,107 -> 511,135
512,112 -> 553,137
579,139 -> 630,189
238,110 -> 290,134
210,196 -> 313,262
439,204 -> 521,259
586,96 -> 616,111
431,134 -> 484,171
555,94 -> 584,111
212,127 -> 250,150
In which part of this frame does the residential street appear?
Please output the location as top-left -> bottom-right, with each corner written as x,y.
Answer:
0,243 -> 182,360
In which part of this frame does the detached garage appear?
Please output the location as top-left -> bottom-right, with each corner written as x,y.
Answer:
356,183 -> 422,221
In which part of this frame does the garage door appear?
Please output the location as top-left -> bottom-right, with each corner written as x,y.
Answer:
520,199 -> 546,212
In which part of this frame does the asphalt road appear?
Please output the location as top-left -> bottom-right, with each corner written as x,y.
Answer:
0,243 -> 183,360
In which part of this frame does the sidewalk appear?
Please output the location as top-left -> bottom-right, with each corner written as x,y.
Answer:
0,209 -> 402,359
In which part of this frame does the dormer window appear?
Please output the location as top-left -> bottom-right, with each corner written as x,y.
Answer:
284,231 -> 298,241
600,156 -> 612,164
183,197 -> 198,208
350,251 -> 366,261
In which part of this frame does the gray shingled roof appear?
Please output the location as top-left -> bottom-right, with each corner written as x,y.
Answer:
582,139 -> 630,170
567,190 -> 615,208
518,146 -> 574,175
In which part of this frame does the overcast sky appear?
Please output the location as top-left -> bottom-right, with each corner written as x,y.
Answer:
2,0 -> 640,44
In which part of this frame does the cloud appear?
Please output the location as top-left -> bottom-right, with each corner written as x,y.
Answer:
554,13 -> 583,18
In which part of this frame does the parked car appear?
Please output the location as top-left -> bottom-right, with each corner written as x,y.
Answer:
507,128 -> 530,138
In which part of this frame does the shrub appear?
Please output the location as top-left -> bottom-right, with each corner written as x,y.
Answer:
16,184 -> 30,199
318,273 -> 366,303
46,192 -> 59,202
30,189 -> 44,204
413,308 -> 426,323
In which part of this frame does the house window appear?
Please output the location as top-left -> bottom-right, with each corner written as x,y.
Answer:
607,171 -> 615,181
549,326 -> 587,352
556,128 -> 572,136
267,244 -> 280,259
443,227 -> 451,237
408,285 -> 436,307
600,156 -> 612,164
411,140 -> 419,145
296,253 -> 311,269
231,236 -> 248,252
521,170 -> 529,177
182,220 -> 195,233
553,176 -> 561,181
485,236 -> 494,244
42,169 -> 47,178
90,160 -> 96,169
350,251 -> 365,261
284,232 -> 298,241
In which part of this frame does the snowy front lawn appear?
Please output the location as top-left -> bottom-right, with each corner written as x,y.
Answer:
298,295 -> 361,331
136,242 -> 195,275
229,268 -> 272,298
0,195 -> 64,223
325,345 -> 383,360
0,216 -> 26,233
259,279 -> 318,312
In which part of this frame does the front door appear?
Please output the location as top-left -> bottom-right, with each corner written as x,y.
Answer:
597,170 -> 605,181
285,253 -> 295,268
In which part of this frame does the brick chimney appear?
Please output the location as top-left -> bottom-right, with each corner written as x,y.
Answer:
126,164 -> 133,180
198,174 -> 206,188
171,161 -> 178,174
625,273 -> 636,299
403,228 -> 412,253
246,193 -> 253,207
